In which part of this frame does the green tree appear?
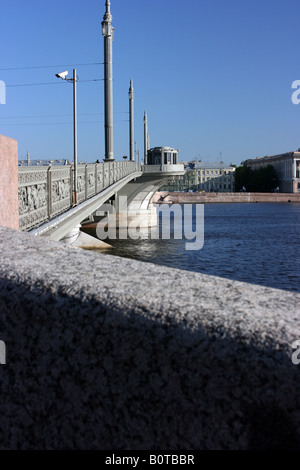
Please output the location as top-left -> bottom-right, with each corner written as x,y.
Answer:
261,165 -> 279,192
234,164 -> 251,191
235,164 -> 279,192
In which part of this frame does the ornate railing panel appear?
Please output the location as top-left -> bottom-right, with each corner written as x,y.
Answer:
18,161 -> 139,231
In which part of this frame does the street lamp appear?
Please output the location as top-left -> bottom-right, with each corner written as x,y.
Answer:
55,69 -> 78,205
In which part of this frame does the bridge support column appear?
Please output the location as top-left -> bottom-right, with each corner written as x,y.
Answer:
61,223 -> 112,249
113,190 -> 158,229
116,204 -> 158,228
60,224 -> 82,245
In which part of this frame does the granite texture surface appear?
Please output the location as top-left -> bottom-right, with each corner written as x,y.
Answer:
0,135 -> 19,230
0,225 -> 299,450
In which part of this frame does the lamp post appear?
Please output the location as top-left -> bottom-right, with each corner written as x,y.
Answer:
55,69 -> 78,205
144,111 -> 148,165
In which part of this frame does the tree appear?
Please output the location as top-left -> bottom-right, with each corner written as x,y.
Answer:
260,165 -> 280,192
235,164 -> 279,192
234,164 -> 251,192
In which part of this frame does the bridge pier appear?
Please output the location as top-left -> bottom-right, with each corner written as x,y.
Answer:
61,223 -> 112,249
91,168 -> 186,234
115,204 -> 158,228
60,224 -> 82,245
112,171 -> 182,230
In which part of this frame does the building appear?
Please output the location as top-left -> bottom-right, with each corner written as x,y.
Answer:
18,159 -> 69,166
147,147 -> 179,166
161,161 -> 235,192
244,150 -> 300,193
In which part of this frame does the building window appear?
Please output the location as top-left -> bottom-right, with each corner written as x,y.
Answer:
164,153 -> 167,165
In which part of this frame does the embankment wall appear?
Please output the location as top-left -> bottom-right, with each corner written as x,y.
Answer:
152,191 -> 300,204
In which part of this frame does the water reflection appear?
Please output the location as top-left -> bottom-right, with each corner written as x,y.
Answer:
81,203 -> 300,292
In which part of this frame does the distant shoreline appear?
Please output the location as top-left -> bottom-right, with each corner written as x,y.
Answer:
152,191 -> 300,204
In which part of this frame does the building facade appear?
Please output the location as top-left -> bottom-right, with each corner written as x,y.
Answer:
244,150 -> 300,193
161,161 -> 235,192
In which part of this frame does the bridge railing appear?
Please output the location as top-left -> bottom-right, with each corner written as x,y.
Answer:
18,161 -> 140,231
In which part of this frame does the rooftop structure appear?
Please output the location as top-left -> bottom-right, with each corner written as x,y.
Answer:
147,147 -> 179,166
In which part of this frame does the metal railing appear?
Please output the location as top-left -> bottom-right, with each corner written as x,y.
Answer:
18,161 -> 140,231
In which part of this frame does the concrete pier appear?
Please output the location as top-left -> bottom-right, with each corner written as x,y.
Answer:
0,225 -> 299,449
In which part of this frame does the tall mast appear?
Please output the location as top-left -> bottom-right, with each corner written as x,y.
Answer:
102,0 -> 114,161
129,79 -> 134,162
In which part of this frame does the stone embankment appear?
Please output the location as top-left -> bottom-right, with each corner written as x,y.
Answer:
0,225 -> 299,449
152,191 -> 300,204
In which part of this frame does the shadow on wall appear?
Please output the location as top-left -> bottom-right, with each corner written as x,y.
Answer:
0,278 -> 299,450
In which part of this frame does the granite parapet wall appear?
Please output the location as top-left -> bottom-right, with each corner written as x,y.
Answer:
0,226 -> 299,450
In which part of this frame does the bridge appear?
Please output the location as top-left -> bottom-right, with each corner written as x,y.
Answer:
18,160 -> 185,243
0,0 -> 299,450
15,0 -> 186,244
4,0 -> 186,244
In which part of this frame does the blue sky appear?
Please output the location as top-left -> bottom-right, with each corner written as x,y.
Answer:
0,0 -> 299,165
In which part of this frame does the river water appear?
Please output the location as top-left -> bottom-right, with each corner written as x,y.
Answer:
83,203 -> 300,293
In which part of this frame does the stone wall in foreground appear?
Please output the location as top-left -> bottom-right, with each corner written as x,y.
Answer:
0,225 -> 299,450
